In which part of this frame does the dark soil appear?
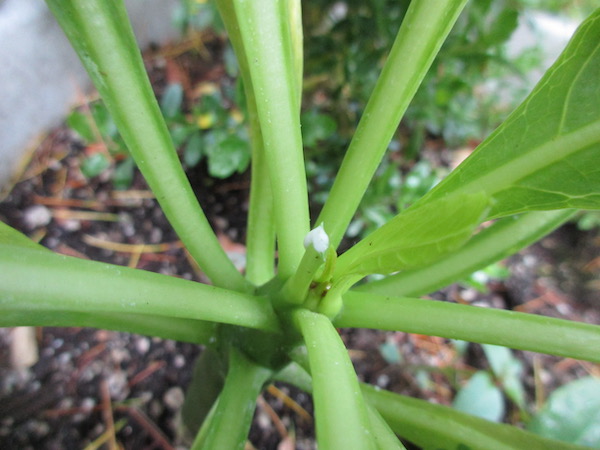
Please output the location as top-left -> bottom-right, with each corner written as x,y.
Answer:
1,34 -> 599,450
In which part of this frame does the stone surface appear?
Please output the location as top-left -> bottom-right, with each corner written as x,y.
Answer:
0,0 -> 180,188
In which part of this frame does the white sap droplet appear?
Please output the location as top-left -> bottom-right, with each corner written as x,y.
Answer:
303,223 -> 329,253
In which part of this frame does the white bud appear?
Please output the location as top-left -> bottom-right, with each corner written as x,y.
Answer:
303,223 -> 329,253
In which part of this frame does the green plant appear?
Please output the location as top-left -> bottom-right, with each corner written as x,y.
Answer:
302,0 -> 545,239
2,1 -> 600,449
68,76 -> 251,186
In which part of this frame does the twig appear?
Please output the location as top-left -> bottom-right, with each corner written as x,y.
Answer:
257,395 -> 288,439
83,234 -> 183,253
52,209 -> 120,222
266,385 -> 312,424
100,379 -> 119,450
128,361 -> 166,389
116,405 -> 174,450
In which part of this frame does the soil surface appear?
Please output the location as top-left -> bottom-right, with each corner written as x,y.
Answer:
1,34 -> 599,450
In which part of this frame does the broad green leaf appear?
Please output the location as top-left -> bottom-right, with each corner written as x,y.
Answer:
482,344 -> 526,410
334,192 -> 490,277
357,210 -> 574,297
453,371 -> 505,422
417,9 -> 600,219
528,377 -> 600,447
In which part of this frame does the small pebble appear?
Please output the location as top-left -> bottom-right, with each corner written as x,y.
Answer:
173,354 -> 185,368
150,399 -> 164,418
256,411 -> 271,430
107,371 -> 129,401
376,374 -> 390,388
163,387 -> 185,410
27,420 -> 50,437
23,205 -> 52,228
81,397 -> 96,412
135,337 -> 150,354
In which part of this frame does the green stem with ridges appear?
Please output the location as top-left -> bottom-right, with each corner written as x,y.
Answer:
366,403 -> 407,450
1,245 -> 281,333
316,0 -> 468,248
232,0 -> 310,279
217,0 -> 276,285
195,348 -> 271,450
44,0 -> 248,291
335,291 -> 600,363
293,309 -> 376,449
279,246 -> 324,305
0,309 -> 214,344
358,210 -> 574,297
363,384 -> 585,450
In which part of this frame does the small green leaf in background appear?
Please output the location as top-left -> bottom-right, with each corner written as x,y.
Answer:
334,192 -> 490,277
183,132 -> 203,168
482,344 -> 526,411
453,371 -> 505,423
528,377 -> 600,447
206,134 -> 250,178
90,102 -> 119,140
301,110 -> 337,148
169,124 -> 196,149
397,160 -> 441,211
576,210 -> 600,231
67,110 -> 95,143
462,262 -> 510,293
160,83 -> 184,119
80,153 -> 110,178
113,157 -> 135,190
379,338 -> 403,365
223,45 -> 239,77
483,8 -> 519,47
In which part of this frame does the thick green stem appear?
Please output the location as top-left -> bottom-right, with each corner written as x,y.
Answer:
358,210 -> 574,297
1,245 -> 281,333
279,246 -> 323,305
246,148 -> 276,285
45,0 -> 248,291
293,309 -> 376,449
232,0 -> 310,278
366,403 -> 407,450
0,309 -> 213,344
335,291 -> 600,363
363,384 -> 584,450
195,348 -> 271,450
316,0 -> 468,248
216,0 -> 276,285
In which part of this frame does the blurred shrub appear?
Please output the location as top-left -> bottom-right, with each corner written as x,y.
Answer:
303,0 -> 537,149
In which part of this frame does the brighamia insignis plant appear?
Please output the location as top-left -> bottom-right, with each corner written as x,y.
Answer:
1,1 -> 599,448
